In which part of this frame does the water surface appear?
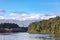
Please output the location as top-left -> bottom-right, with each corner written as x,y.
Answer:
0,33 -> 60,40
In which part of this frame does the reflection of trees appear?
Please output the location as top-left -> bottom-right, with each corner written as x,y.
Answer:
44,34 -> 60,40
29,34 -> 60,40
41,34 -> 60,40
52,34 -> 60,40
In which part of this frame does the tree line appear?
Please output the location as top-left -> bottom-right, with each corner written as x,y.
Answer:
0,23 -> 28,33
28,16 -> 60,34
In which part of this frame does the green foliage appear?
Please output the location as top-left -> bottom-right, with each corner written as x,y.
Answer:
0,23 -> 28,33
0,23 -> 19,28
28,16 -> 60,34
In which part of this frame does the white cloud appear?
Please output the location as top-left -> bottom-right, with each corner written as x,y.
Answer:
0,11 -> 57,21
9,13 -> 42,21
8,12 -> 57,21
9,13 -> 19,16
40,15 -> 56,20
0,16 -> 5,19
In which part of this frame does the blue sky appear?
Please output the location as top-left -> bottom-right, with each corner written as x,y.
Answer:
0,0 -> 59,21
0,0 -> 60,13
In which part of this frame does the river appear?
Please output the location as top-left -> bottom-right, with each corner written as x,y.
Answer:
0,33 -> 60,40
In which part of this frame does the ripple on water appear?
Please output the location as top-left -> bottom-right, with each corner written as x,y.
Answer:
0,33 -> 60,40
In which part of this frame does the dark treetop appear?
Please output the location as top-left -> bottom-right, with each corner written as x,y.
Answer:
0,23 -> 28,33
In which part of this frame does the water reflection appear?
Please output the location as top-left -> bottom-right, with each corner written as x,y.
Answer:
29,34 -> 60,40
0,33 -> 60,40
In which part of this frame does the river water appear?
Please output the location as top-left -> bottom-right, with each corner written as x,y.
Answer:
0,33 -> 60,40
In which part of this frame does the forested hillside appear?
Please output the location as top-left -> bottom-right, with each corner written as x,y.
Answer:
28,16 -> 60,34
0,23 -> 28,33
